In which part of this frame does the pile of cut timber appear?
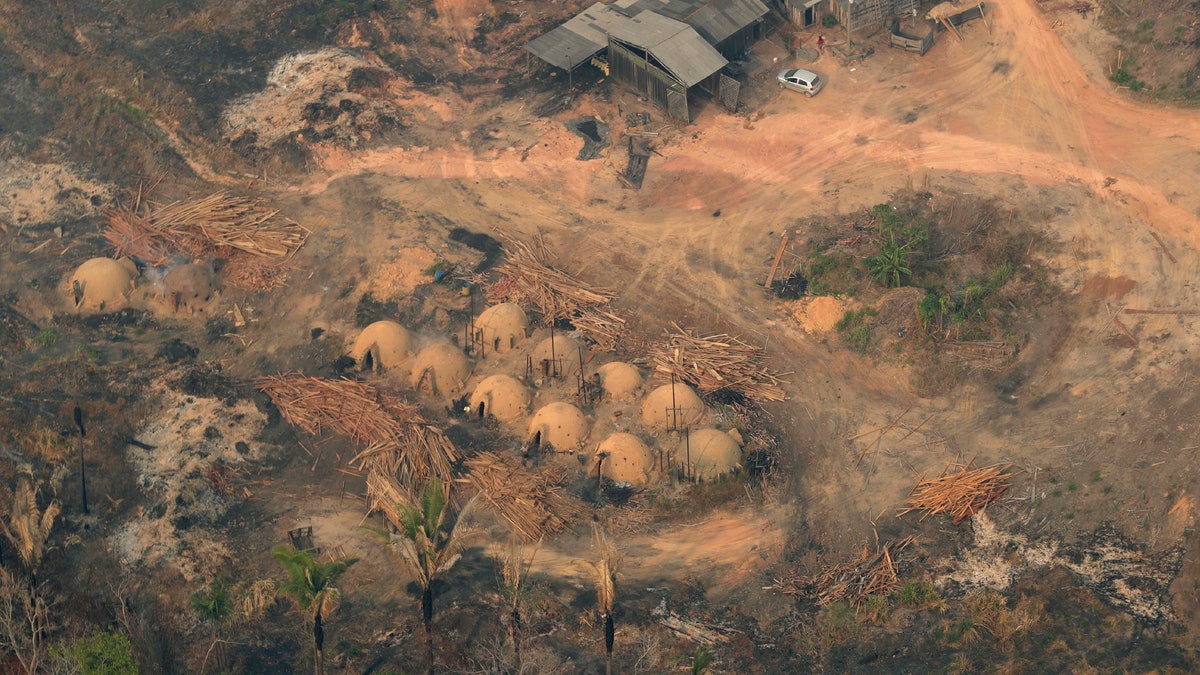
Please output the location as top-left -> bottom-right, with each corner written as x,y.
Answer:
489,234 -> 625,351
773,537 -> 914,607
254,374 -> 457,485
898,462 -> 1013,524
460,451 -> 580,542
106,189 -> 308,289
650,323 -> 788,401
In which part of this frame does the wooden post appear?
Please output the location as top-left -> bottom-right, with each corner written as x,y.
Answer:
74,406 -> 88,515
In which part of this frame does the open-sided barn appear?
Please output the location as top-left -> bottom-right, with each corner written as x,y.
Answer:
525,0 -> 769,122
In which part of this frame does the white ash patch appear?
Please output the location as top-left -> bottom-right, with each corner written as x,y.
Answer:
222,48 -> 401,150
937,512 -> 1182,625
108,385 -> 267,582
0,158 -> 113,231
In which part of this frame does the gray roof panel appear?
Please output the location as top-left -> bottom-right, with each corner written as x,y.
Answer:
613,0 -> 769,44
609,10 -> 727,87
525,2 -> 629,70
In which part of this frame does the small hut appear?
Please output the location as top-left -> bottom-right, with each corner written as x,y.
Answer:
532,334 -> 584,378
596,362 -> 643,401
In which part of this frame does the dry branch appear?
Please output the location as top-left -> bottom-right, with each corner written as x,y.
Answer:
254,374 -> 457,487
649,323 -> 789,401
460,452 -> 581,542
488,233 -> 625,351
772,537 -> 915,607
898,461 -> 1013,524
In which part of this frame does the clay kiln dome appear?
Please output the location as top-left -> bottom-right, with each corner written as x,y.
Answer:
410,342 -> 471,396
680,429 -> 742,481
469,374 -> 530,422
596,362 -> 643,401
476,302 -> 528,352
163,262 -> 216,310
527,402 -> 590,452
350,320 -> 414,373
596,433 -> 654,487
640,383 -> 706,431
532,334 -> 583,377
70,257 -> 137,310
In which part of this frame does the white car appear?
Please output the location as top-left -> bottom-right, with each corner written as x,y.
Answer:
777,68 -> 825,97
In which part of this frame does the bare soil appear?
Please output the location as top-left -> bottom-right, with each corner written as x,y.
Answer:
2,0 -> 1200,672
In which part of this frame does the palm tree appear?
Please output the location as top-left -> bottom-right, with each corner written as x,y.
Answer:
0,473 -> 61,657
581,524 -> 621,675
368,478 -> 480,675
495,538 -> 539,672
866,233 -> 913,288
190,576 -> 232,673
0,475 -> 61,588
271,546 -> 357,675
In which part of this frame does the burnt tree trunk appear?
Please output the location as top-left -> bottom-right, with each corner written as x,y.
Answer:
604,613 -> 614,675
313,607 -> 325,675
423,586 -> 434,675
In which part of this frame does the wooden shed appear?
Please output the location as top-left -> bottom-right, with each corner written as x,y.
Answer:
613,0 -> 770,59
525,0 -> 770,122
829,0 -> 918,34
607,11 -> 728,122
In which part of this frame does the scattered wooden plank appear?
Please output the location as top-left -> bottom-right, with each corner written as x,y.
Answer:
1124,309 -> 1200,316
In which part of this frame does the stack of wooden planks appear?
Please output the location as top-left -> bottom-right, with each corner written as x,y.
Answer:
650,323 -> 788,401
899,462 -> 1013,524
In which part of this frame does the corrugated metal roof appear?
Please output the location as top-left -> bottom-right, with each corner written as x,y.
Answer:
609,10 -> 727,87
613,0 -> 769,45
524,2 -> 629,70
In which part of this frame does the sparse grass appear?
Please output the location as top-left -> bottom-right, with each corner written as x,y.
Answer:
1067,482 -> 1078,492
1051,489 -> 1063,498
1104,484 -> 1114,494
836,307 -> 876,354
893,581 -> 944,611
32,327 -> 58,350
816,603 -> 862,648
1091,470 -> 1102,482
858,595 -> 890,625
